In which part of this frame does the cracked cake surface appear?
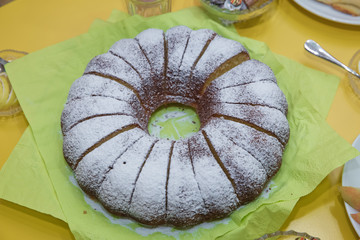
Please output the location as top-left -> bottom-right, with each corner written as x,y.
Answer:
61,25 -> 290,228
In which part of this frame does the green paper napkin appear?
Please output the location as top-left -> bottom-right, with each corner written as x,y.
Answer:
0,7 -> 358,240
0,127 -> 66,221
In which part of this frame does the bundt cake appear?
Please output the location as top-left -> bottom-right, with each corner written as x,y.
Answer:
61,25 -> 290,228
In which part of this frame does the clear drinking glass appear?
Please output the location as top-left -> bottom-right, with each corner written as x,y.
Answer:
0,49 -> 27,117
126,0 -> 171,17
348,50 -> 360,99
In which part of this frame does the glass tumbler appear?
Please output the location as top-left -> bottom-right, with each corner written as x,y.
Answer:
126,0 -> 171,17
348,50 -> 360,99
0,49 -> 27,117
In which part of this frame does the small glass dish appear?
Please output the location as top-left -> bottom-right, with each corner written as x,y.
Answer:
348,50 -> 360,99
200,0 -> 276,25
0,49 -> 27,118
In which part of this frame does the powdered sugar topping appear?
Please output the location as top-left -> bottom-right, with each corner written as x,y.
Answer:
61,26 -> 289,228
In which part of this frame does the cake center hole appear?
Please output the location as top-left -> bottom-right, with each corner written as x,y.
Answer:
148,103 -> 200,140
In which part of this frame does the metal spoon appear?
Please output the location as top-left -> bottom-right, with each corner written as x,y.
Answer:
0,57 -> 8,73
304,39 -> 360,79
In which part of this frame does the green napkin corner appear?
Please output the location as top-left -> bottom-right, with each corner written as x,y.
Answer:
0,7 -> 358,240
0,127 -> 66,222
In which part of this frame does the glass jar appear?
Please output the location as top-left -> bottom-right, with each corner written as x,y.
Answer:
0,49 -> 27,117
348,50 -> 360,99
126,0 -> 172,17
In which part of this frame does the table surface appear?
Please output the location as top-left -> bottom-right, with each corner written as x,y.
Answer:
1,0 -> 360,239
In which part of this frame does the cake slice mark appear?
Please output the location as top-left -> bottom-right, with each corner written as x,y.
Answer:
178,33 -> 191,72
213,101 -> 284,115
69,94 -> 146,113
199,52 -> 250,95
165,141 -> 175,216
201,130 -> 241,201
225,134 -> 270,179
71,94 -> 131,103
98,134 -> 146,192
66,113 -> 138,133
211,114 -> 285,146
109,51 -> 145,82
74,124 -> 140,170
188,33 -> 217,81
135,38 -> 155,78
187,140 -> 208,209
128,139 -> 159,207
85,72 -> 147,111
217,78 -> 276,91
163,32 -> 169,92
69,94 -> 145,112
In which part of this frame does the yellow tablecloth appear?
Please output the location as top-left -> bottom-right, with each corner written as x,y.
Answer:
0,0 -> 360,239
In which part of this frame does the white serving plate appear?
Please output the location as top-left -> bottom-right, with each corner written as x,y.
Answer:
342,134 -> 360,237
293,0 -> 360,25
